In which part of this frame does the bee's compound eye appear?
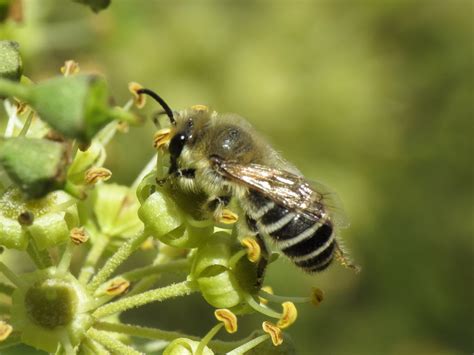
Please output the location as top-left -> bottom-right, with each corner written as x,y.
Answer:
169,133 -> 187,157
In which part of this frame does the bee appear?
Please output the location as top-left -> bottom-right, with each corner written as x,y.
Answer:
138,88 -> 358,278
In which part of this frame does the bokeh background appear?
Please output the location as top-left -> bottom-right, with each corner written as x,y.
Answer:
1,0 -> 472,354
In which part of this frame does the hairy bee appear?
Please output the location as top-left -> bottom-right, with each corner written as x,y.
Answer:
138,88 -> 356,277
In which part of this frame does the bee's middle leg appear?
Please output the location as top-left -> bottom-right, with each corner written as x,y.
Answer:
205,195 -> 237,223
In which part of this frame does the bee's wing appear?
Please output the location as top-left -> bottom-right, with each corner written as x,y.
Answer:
217,162 -> 349,228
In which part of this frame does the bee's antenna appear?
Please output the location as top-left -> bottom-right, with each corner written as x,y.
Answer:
137,88 -> 176,126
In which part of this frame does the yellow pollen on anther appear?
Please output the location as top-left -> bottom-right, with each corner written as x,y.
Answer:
259,285 -> 273,305
105,278 -> 130,296
153,128 -> 172,149
60,60 -> 80,77
0,321 -> 13,341
277,302 -> 297,329
128,82 -> 146,108
241,237 -> 261,263
214,309 -> 238,334
262,321 -> 283,346
70,227 -> 89,245
191,104 -> 209,113
85,167 -> 112,185
218,209 -> 239,224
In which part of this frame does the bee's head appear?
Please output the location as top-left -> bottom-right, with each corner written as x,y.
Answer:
138,88 -> 211,163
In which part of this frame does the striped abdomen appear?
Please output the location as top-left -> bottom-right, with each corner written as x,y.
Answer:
245,189 -> 336,273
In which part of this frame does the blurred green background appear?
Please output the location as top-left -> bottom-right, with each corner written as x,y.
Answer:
1,0 -> 472,354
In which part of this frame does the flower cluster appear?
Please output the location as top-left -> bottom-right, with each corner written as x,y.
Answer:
0,47 -> 320,354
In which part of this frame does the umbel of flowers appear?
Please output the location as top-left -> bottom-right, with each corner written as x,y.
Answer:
0,48 -> 320,354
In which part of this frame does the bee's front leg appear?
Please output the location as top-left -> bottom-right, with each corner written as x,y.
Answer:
205,195 -> 239,224
157,168 -> 196,186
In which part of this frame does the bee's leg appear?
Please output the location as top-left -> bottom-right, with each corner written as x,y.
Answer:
205,195 -> 238,224
157,168 -> 196,186
255,233 -> 269,288
335,242 -> 361,273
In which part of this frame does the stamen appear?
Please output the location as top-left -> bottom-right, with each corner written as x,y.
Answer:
153,128 -> 172,149
245,294 -> 282,319
241,237 -> 261,263
259,286 -> 273,305
214,309 -> 238,334
0,321 -> 13,341
85,167 -> 112,185
60,60 -> 80,77
262,321 -> 283,346
311,287 -> 324,306
70,227 -> 89,245
128,82 -> 146,109
105,278 -> 130,296
277,302 -> 297,329
217,209 -> 239,224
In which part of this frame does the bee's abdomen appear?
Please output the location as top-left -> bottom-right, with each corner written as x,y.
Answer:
245,190 -> 335,273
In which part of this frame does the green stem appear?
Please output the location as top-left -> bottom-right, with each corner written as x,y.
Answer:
78,234 -> 109,285
245,294 -> 282,319
196,323 -> 223,355
25,237 -> 53,269
0,262 -> 24,288
0,331 -> 21,350
87,231 -> 148,294
0,79 -> 30,101
87,328 -> 143,355
81,337 -> 109,355
92,321 -> 246,354
259,289 -> 311,304
18,111 -> 34,137
93,321 -> 201,342
92,281 -> 195,319
121,259 -> 190,282
227,334 -> 270,355
57,242 -> 74,275
0,282 -> 15,296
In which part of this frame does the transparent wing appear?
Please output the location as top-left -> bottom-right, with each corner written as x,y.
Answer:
216,161 -> 349,228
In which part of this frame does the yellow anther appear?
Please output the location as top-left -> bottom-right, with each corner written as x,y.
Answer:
85,167 -> 112,185
15,100 -> 28,115
140,236 -> 155,251
277,302 -> 297,329
60,60 -> 80,77
153,128 -> 172,149
259,286 -> 273,305
70,227 -> 89,245
311,287 -> 324,306
116,121 -> 130,133
214,309 -> 238,334
191,104 -> 209,113
0,321 -> 12,341
128,82 -> 146,108
241,237 -> 261,263
105,278 -> 130,296
218,208 -> 239,224
262,321 -> 283,346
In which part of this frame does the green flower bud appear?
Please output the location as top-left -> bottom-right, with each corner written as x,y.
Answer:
0,75 -> 138,143
163,338 -> 214,355
0,137 -> 68,198
11,268 -> 93,353
0,40 -> 22,81
190,232 -> 258,310
90,183 -> 143,238
0,187 -> 78,250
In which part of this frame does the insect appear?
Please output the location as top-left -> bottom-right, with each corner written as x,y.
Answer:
138,88 -> 358,278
